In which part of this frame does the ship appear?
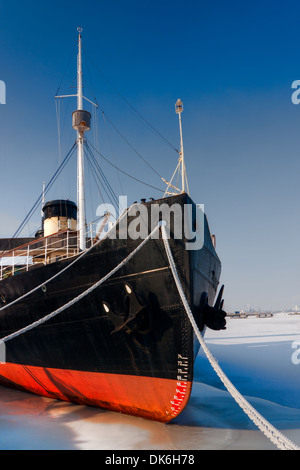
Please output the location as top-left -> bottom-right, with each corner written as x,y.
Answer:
0,29 -> 226,423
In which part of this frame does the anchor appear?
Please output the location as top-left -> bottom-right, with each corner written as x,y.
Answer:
197,285 -> 227,331
103,283 -> 152,335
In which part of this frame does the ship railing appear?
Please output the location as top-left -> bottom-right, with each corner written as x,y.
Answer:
0,214 -> 111,281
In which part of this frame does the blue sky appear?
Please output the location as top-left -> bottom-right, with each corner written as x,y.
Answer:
1,0 -> 300,312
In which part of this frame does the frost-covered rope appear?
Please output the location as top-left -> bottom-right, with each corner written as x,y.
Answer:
0,207 -> 131,313
161,224 -> 299,451
0,224 -> 160,343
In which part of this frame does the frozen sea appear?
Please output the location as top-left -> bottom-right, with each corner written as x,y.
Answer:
0,312 -> 300,451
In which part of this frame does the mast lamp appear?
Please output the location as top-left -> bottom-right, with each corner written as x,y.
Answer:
175,99 -> 183,114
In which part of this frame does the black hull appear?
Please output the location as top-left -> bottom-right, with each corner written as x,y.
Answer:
0,194 -> 221,421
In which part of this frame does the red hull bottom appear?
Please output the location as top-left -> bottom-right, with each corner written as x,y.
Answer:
0,363 -> 192,423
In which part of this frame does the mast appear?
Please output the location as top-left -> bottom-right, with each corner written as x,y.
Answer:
55,28 -> 97,251
76,28 -> 86,251
163,99 -> 189,197
175,99 -> 188,194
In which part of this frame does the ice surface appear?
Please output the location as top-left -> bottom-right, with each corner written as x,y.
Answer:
0,312 -> 299,450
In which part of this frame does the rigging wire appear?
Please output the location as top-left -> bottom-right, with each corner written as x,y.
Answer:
82,47 -> 179,155
84,142 -> 120,210
0,142 -> 77,258
86,156 -> 120,217
85,151 -> 96,224
100,108 -> 164,180
54,44 -> 169,206
55,98 -> 62,166
85,140 -> 165,194
101,110 -> 125,196
54,41 -> 77,98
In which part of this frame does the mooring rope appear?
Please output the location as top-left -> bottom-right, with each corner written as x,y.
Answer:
0,221 -> 298,450
160,224 -> 299,451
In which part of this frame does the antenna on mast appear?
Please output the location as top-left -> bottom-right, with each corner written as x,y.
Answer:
55,27 -> 98,251
163,99 -> 189,197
